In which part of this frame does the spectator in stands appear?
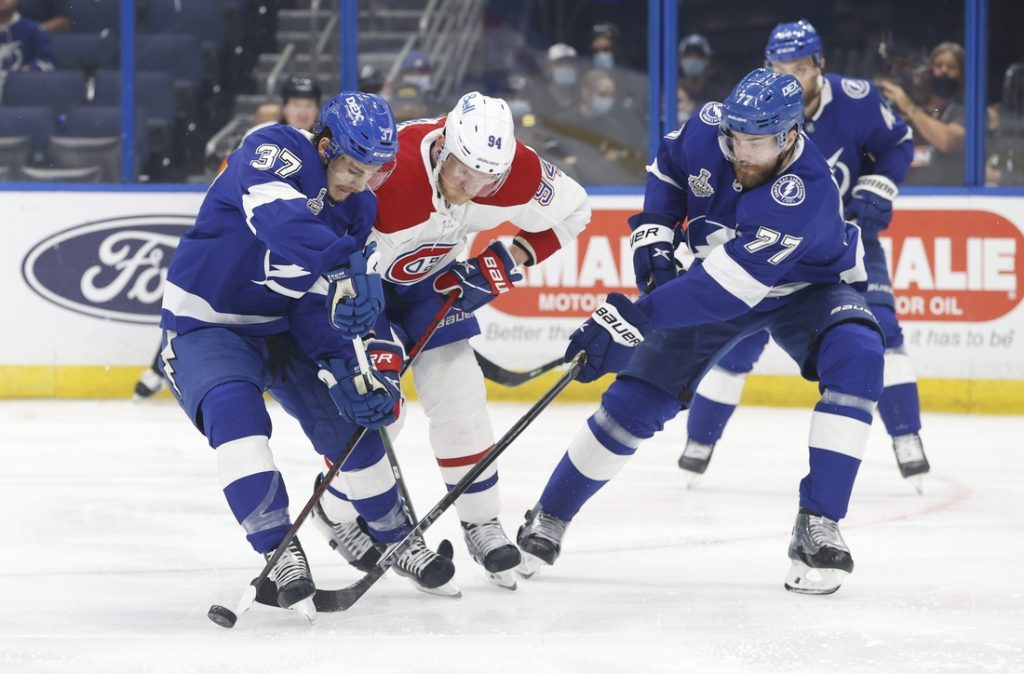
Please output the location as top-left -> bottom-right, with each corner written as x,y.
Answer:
0,0 -> 55,74
676,33 -> 727,125
523,42 -> 581,118
397,49 -> 433,93
591,22 -> 619,70
278,75 -> 320,132
876,41 -> 966,184
17,0 -> 69,32
359,63 -> 384,94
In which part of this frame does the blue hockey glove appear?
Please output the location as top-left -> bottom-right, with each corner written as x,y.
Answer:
628,213 -> 679,294
326,242 -> 384,339
318,339 -> 404,429
845,175 -> 898,236
565,292 -> 650,383
432,240 -> 524,313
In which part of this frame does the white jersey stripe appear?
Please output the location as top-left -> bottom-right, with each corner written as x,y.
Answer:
701,246 -> 772,307
241,180 -> 308,235
808,410 -> 871,460
163,281 -> 281,325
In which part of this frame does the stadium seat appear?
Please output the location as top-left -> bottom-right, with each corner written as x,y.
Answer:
136,34 -> 203,89
144,0 -> 224,47
0,136 -> 32,177
65,106 -> 121,137
1,71 -> 86,117
50,33 -> 118,71
94,69 -> 176,127
48,136 -> 120,182
0,106 -> 55,164
20,165 -> 102,182
68,0 -> 120,35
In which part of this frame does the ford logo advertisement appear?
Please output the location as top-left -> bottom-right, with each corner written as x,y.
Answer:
21,215 -> 194,324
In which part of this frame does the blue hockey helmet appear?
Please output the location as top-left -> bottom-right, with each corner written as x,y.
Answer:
315,92 -> 398,166
764,19 -> 823,63
719,68 -> 804,164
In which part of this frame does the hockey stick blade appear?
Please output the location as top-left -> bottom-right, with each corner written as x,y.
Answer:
312,350 -> 587,612
474,349 -> 563,387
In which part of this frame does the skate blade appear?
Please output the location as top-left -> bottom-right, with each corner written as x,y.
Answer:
290,596 -> 318,624
686,473 -> 703,490
908,475 -> 924,495
411,579 -> 462,599
485,569 -> 518,590
516,552 -> 545,579
784,560 -> 847,595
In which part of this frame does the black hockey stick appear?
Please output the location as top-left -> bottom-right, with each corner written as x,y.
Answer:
474,349 -> 563,387
208,292 -> 459,628
310,350 -> 587,613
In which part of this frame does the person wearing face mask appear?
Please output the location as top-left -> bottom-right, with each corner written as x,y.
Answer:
534,42 -> 581,116
676,33 -> 727,124
591,22 -> 618,71
876,42 -> 966,184
676,19 -> 929,494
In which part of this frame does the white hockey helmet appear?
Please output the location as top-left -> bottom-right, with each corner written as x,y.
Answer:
438,91 -> 516,197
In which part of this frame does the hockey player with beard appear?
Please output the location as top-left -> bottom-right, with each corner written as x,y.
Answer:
310,91 -> 591,590
159,93 -> 459,622
517,69 -> 885,595
678,20 -> 930,491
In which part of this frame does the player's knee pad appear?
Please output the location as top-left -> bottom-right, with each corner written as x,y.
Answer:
601,376 -> 682,439
413,341 -> 494,452
201,381 -> 271,448
816,322 -> 884,402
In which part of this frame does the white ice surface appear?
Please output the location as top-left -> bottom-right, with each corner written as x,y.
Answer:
0,399 -> 1022,674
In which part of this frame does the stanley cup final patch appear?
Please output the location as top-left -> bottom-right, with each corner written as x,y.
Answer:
688,168 -> 715,198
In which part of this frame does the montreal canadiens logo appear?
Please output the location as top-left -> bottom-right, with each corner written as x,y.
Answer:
698,102 -> 723,125
387,243 -> 457,284
840,78 -> 870,99
770,174 -> 806,206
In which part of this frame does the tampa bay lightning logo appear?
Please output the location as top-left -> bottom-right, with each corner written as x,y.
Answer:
770,174 -> 805,206
698,102 -> 722,125
840,78 -> 870,100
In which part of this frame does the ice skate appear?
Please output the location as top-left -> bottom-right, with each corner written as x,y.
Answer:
392,534 -> 461,598
462,518 -> 522,590
516,504 -> 569,578
678,438 -> 715,486
784,508 -> 854,595
264,537 -> 316,622
132,367 -> 164,400
310,475 -> 382,572
892,433 -> 930,494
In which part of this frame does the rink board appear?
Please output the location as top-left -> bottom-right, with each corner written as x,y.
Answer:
2,190 -> 1023,412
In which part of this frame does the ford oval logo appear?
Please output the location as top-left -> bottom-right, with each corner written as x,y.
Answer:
21,215 -> 194,324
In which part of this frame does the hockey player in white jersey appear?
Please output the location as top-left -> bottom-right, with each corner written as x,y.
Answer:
311,91 -> 591,589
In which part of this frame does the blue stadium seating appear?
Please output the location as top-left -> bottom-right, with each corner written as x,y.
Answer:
136,34 -> 203,88
50,33 -> 118,71
68,0 -> 120,35
2,71 -> 86,117
0,106 -> 54,158
144,0 -> 225,46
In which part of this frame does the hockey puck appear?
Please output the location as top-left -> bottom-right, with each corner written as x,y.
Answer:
207,604 -> 238,629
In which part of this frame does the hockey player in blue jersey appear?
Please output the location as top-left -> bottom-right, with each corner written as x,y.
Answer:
517,68 -> 886,595
159,92 -> 458,622
678,20 -> 930,491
